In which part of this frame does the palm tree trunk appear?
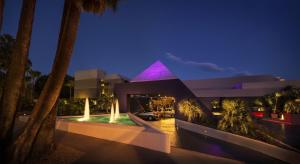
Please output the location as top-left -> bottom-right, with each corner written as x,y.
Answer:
6,1 -> 81,163
0,0 -> 36,144
0,0 -> 4,32
30,101 -> 57,159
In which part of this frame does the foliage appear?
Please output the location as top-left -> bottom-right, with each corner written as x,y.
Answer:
149,96 -> 175,111
178,99 -> 206,122
218,99 -> 254,135
0,34 -> 15,73
218,99 -> 289,149
262,86 -> 300,113
211,99 -> 220,109
0,34 -> 40,114
57,98 -> 84,116
96,94 -> 113,113
253,98 -> 265,111
57,96 -> 113,116
60,75 -> 74,99
34,74 -> 74,99
5,1 -> 120,163
0,34 -> 15,98
264,92 -> 281,113
0,34 -> 32,73
284,101 -> 300,114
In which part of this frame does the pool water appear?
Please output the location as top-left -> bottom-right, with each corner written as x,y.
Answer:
63,114 -> 137,126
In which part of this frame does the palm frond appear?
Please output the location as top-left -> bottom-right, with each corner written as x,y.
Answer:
75,0 -> 118,14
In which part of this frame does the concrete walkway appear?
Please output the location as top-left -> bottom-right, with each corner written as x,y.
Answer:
43,130 -> 241,164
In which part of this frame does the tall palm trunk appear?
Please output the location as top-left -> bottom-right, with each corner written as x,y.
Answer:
0,0 -> 36,144
7,0 -> 81,163
30,101 -> 57,159
0,0 -> 4,32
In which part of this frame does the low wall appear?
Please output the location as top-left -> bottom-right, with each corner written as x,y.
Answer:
176,119 -> 300,164
56,114 -> 170,153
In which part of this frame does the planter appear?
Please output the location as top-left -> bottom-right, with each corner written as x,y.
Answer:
283,113 -> 300,125
271,113 -> 278,119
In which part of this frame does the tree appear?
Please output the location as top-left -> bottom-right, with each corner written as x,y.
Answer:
34,74 -> 74,99
0,34 -> 33,102
0,0 -> 4,32
0,34 -> 15,73
7,0 -> 118,163
62,75 -> 74,99
29,70 -> 41,99
284,101 -> 300,114
97,94 -> 113,113
273,92 -> 281,113
0,34 -> 15,98
218,99 -> 253,135
178,99 -> 205,122
0,0 -> 36,145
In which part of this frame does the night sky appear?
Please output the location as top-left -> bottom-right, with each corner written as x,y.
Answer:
3,0 -> 300,80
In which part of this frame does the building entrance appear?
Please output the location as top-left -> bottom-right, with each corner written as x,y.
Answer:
129,94 -> 176,119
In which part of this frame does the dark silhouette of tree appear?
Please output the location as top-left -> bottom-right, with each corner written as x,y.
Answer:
8,1 -> 118,163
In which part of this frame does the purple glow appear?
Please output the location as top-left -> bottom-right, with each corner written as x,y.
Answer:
232,83 -> 242,89
131,60 -> 177,82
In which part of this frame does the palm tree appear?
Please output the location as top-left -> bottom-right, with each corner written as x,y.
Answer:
273,92 -> 281,113
0,34 -> 15,73
178,99 -> 205,122
284,101 -> 300,114
64,78 -> 74,99
0,34 -> 15,98
218,99 -> 253,135
8,0 -> 118,163
0,0 -> 4,32
0,0 -> 36,145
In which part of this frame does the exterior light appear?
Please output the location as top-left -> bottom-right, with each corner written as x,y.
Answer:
280,114 -> 284,120
212,112 -> 222,116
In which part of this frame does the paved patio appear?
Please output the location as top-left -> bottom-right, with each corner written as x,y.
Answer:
30,130 -> 242,164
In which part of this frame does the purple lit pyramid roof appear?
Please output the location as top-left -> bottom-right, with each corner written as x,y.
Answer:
131,60 -> 177,82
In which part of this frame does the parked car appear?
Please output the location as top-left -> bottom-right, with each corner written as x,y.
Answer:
135,110 -> 160,121
161,109 -> 175,118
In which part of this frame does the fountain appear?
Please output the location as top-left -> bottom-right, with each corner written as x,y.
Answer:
109,101 -> 115,123
115,99 -> 120,120
109,99 -> 120,123
64,97 -> 135,125
78,97 -> 90,121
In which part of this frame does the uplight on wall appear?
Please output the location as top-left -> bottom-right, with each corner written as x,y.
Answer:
280,114 -> 284,120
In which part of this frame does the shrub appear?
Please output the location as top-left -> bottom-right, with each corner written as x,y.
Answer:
284,101 -> 300,114
218,99 -> 254,135
178,99 -> 206,122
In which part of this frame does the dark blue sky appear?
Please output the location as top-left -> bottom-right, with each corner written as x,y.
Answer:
3,0 -> 300,80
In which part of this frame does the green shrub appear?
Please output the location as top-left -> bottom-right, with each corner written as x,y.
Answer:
218,99 -> 254,135
284,101 -> 300,114
178,99 -> 206,122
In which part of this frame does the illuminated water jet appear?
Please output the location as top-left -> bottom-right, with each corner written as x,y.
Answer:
78,97 -> 90,121
115,99 -> 120,120
109,101 -> 115,123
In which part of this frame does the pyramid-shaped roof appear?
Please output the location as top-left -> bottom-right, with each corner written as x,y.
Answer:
131,60 -> 177,82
